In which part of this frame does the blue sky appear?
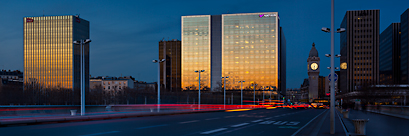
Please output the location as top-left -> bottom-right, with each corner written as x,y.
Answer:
0,0 -> 408,89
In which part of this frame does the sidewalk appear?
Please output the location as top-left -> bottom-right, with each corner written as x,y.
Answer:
296,109 -> 347,136
337,109 -> 409,136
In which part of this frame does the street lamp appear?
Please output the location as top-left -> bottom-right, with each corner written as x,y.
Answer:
321,0 -> 345,133
153,58 -> 165,112
252,83 -> 258,105
73,39 -> 91,116
221,76 -> 229,107
238,80 -> 245,105
195,70 -> 205,109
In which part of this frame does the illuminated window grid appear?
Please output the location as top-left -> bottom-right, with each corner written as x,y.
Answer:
181,15 -> 211,90
24,16 -> 73,89
222,13 -> 279,89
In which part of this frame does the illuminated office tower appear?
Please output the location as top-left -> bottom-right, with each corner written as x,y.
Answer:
182,12 -> 286,95
23,15 -> 90,94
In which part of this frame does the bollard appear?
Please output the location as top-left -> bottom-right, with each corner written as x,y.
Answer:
352,119 -> 369,135
342,110 -> 350,119
70,110 -> 77,116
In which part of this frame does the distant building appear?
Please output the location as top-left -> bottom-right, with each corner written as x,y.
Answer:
307,43 -> 320,101
23,15 -> 90,93
340,10 -> 380,92
286,88 -> 301,102
380,23 -> 401,85
300,78 -> 309,101
0,70 -> 23,82
401,8 -> 409,84
159,39 -> 181,91
90,76 -> 134,92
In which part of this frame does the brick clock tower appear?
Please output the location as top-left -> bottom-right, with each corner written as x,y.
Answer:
307,43 -> 320,101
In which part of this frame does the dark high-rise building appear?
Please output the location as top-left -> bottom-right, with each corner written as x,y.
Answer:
401,9 -> 409,84
380,23 -> 401,85
159,39 -> 181,91
340,10 -> 380,93
24,15 -> 90,95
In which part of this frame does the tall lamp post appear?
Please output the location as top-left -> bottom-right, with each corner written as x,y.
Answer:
238,81 -> 245,105
252,83 -> 258,105
73,39 -> 91,116
153,59 -> 166,112
321,0 -> 345,133
221,76 -> 229,108
195,70 -> 205,109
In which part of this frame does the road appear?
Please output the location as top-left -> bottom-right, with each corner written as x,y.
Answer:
0,108 -> 327,136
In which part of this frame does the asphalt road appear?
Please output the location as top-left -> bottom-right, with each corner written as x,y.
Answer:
0,108 -> 327,136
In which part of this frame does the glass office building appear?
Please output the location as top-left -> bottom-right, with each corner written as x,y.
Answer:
181,15 -> 211,90
379,23 -> 400,85
182,12 -> 285,93
23,15 -> 90,91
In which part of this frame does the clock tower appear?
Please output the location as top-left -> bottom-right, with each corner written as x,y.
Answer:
307,43 -> 320,101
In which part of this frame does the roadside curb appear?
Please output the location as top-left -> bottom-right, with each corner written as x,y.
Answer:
0,108 -> 264,127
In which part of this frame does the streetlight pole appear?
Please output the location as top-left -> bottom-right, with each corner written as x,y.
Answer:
252,84 -> 257,105
195,70 -> 205,109
330,0 -> 335,133
262,86 -> 265,105
153,59 -> 165,112
73,39 -> 91,116
222,76 -> 229,108
239,81 -> 245,105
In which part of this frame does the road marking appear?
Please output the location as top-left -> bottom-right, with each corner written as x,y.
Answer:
286,122 -> 300,125
231,123 -> 249,127
259,121 -> 275,124
265,117 -> 272,120
205,118 -> 220,120
80,131 -> 120,136
224,116 -> 235,118
179,120 -> 200,124
135,124 -> 168,129
274,115 -> 280,117
200,128 -> 227,134
291,110 -> 327,136
275,121 -> 287,125
252,119 -> 263,122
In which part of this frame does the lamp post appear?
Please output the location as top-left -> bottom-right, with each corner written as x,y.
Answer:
195,70 -> 205,109
222,76 -> 229,108
153,59 -> 166,112
262,86 -> 265,105
238,81 -> 245,105
73,39 -> 91,116
252,83 -> 258,105
321,0 -> 345,133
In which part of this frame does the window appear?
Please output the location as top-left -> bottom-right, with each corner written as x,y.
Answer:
119,86 -> 122,89
108,86 -> 110,89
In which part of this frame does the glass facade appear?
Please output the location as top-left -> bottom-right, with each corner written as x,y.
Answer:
401,9 -> 409,83
181,15 -> 211,90
222,13 -> 279,89
380,23 -> 400,85
24,15 -> 89,91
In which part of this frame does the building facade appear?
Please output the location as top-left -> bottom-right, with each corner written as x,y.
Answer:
380,23 -> 401,85
23,15 -> 90,93
90,76 -> 134,92
159,39 -> 181,91
181,12 -> 286,95
401,9 -> 409,84
340,10 -> 380,93
307,43 -> 320,101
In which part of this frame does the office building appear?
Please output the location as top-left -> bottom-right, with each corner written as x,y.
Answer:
90,76 -> 134,92
23,15 -> 90,93
401,9 -> 409,84
380,23 -> 401,85
181,12 -> 286,96
340,10 -> 380,92
159,39 -> 181,91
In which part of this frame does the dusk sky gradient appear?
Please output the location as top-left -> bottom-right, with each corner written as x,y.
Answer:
1,0 -> 408,89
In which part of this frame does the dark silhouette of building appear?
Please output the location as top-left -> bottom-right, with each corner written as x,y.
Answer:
401,8 -> 409,84
380,23 -> 401,85
340,10 -> 380,93
159,39 -> 181,91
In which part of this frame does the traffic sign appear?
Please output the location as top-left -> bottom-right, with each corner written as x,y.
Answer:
328,73 -> 338,82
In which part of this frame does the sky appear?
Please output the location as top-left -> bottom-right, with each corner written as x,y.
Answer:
0,0 -> 408,89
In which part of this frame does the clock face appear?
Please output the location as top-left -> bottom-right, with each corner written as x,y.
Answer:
310,63 -> 318,70
341,62 -> 347,69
